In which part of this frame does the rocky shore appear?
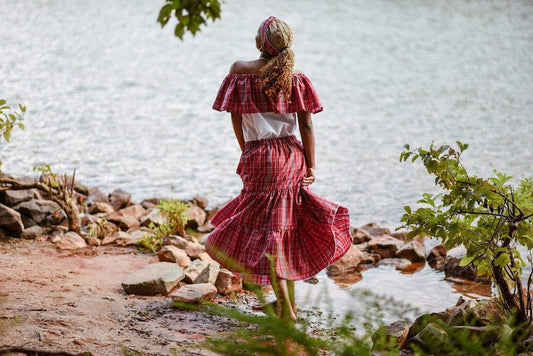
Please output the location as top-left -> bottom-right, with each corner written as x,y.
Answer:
0,173 -> 502,354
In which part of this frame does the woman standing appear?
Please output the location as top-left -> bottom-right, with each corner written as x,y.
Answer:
206,16 -> 352,321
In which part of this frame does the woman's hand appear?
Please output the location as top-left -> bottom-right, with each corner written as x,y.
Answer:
302,167 -> 315,186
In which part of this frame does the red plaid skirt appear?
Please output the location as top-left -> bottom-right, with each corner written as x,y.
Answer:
205,135 -> 352,285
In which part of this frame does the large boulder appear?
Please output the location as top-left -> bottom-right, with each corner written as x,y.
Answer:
0,203 -> 24,234
326,245 -> 363,276
170,283 -> 217,303
14,199 -> 67,226
367,235 -> 404,259
122,262 -> 184,296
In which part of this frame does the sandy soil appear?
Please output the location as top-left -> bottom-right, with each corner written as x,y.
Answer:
0,238 -> 250,356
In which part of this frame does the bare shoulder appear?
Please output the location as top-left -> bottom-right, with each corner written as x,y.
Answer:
229,59 -> 264,74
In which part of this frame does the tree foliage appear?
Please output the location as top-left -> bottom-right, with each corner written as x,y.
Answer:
157,0 -> 222,39
400,142 -> 533,324
0,99 -> 25,171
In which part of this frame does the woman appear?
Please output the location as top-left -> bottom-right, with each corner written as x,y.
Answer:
205,16 -> 352,321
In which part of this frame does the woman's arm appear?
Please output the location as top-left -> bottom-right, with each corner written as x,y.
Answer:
231,113 -> 245,151
297,110 -> 315,186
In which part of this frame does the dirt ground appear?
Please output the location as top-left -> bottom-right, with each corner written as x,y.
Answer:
0,238 -> 253,356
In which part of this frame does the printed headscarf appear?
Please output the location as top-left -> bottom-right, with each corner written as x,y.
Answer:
261,16 -> 280,57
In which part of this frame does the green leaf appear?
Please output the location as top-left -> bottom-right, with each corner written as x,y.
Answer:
459,255 -> 475,267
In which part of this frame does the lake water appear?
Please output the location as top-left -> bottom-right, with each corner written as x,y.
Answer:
1,0 -> 532,319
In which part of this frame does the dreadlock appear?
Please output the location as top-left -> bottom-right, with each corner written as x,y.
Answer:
258,18 -> 295,100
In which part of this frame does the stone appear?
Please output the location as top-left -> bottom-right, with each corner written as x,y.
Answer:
361,222 -> 390,236
444,245 -> 485,281
350,226 -> 372,244
329,271 -> 363,284
372,320 -> 410,349
450,325 -> 512,346
367,235 -> 404,259
408,312 -> 450,338
0,189 -> 40,207
21,225 -> 43,240
170,283 -> 217,303
122,262 -> 184,296
197,252 -> 216,264
115,230 -> 146,246
162,234 -> 189,249
326,245 -> 363,276
185,242 -> 206,259
192,195 -> 209,210
87,187 -> 109,205
410,323 -> 448,352
140,207 -> 167,227
427,243 -> 446,262
106,204 -> 145,231
101,233 -> 118,245
81,214 -> 100,226
360,251 -> 381,264
378,258 -> 412,270
197,221 -> 215,233
184,259 -> 208,284
390,231 -> 409,242
395,240 -> 426,262
20,215 -> 37,229
88,201 -> 115,214
14,199 -> 66,226
196,262 -> 220,284
158,245 -> 192,268
185,205 -> 207,229
86,235 -> 101,246
55,231 -> 87,250
215,268 -> 242,295
0,203 -> 24,234
108,188 -> 132,211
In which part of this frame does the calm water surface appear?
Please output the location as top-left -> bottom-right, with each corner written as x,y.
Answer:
1,0 -> 532,318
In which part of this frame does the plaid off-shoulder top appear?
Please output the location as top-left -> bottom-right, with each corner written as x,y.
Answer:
212,73 -> 323,114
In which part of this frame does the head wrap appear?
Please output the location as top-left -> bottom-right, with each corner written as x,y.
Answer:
261,16 -> 280,57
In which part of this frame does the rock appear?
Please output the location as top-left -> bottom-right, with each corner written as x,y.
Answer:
378,258 -> 412,270
162,235 -> 189,249
407,323 -> 448,352
197,221 -> 215,233
170,283 -> 217,303
184,259 -> 208,284
427,243 -> 447,270
108,188 -> 132,211
21,225 -> 44,240
158,245 -> 192,268
197,252 -> 217,264
361,222 -> 390,237
86,235 -> 101,246
101,233 -> 118,245
115,230 -> 146,246
191,195 -> 209,210
350,226 -> 372,244
185,242 -> 206,259
55,231 -> 87,250
408,312 -> 450,338
0,203 -> 24,234
122,262 -> 184,296
196,262 -> 220,284
14,199 -> 66,226
360,251 -> 381,264
0,189 -> 40,207
215,268 -> 242,295
140,207 -> 167,227
81,214 -> 100,226
326,245 -> 363,276
20,215 -> 37,229
367,235 -> 404,259
390,231 -> 409,242
0,227 -> 10,240
450,325 -> 512,346
185,205 -> 207,229
106,204 -> 145,231
87,187 -> 109,205
395,240 -> 426,262
329,271 -> 363,284
372,320 -> 410,349
88,201 -> 115,214
444,245 -> 484,281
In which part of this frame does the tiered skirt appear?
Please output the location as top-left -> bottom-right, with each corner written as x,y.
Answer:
205,135 -> 352,285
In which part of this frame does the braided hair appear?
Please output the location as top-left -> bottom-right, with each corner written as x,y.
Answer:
258,17 -> 295,100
